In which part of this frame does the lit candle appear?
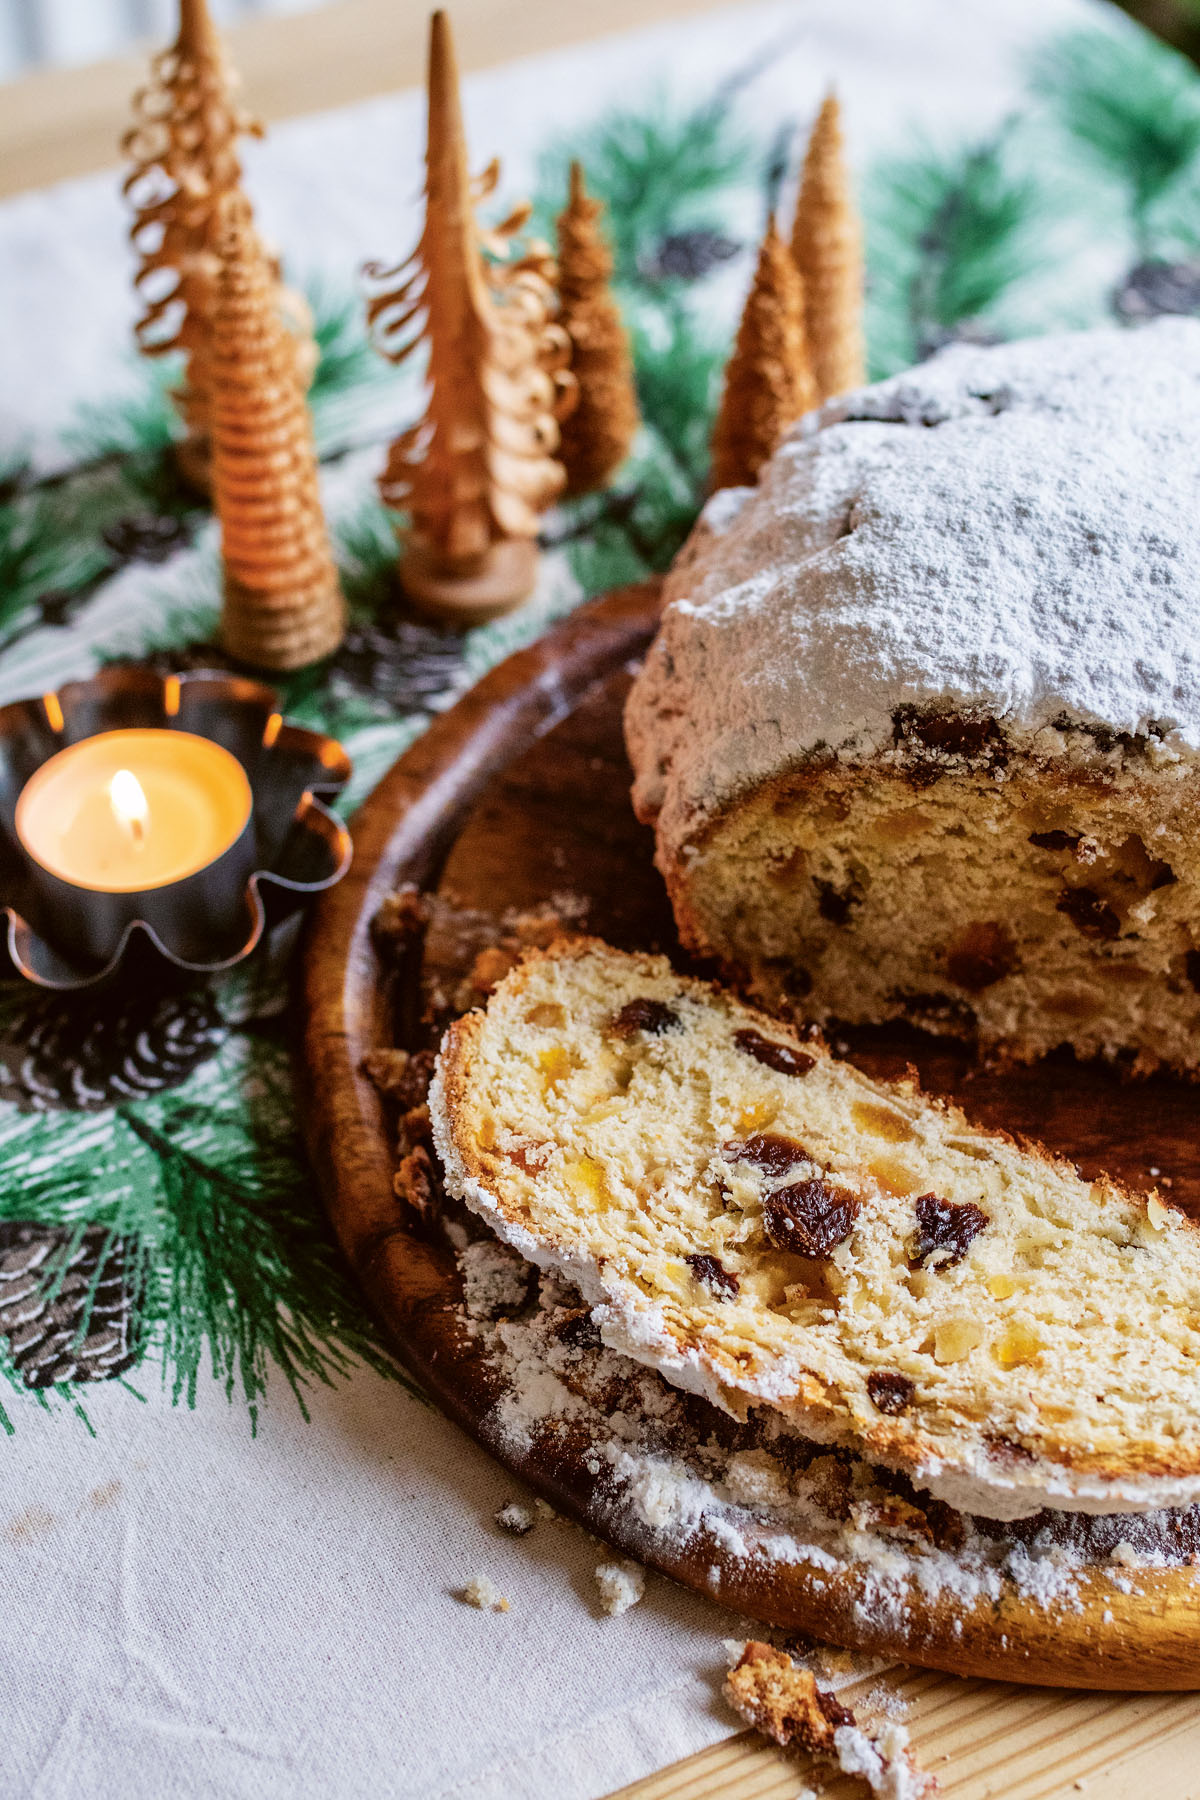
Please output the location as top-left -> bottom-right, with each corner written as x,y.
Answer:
16,730 -> 251,891
14,729 -> 254,967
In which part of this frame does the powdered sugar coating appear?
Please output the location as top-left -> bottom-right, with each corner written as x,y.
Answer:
626,322 -> 1200,855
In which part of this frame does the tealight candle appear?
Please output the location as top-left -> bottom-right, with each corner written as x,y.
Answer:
17,730 -> 251,891
14,728 -> 255,967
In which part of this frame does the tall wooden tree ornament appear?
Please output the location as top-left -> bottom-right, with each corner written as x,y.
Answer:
209,195 -> 345,671
555,162 -> 639,496
790,91 -> 866,403
711,216 -> 816,492
366,10 -> 571,626
122,0 -> 315,490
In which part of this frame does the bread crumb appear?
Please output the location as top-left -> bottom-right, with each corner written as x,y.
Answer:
495,1500 -> 536,1537
533,1498 -> 558,1521
725,1642 -> 936,1797
595,1560 -> 645,1615
459,1239 -> 534,1321
461,1574 -> 509,1612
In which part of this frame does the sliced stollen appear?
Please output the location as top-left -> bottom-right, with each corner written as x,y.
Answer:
623,322 -> 1200,1074
431,939 -> 1200,1521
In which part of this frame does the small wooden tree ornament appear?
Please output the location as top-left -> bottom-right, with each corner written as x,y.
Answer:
554,161 -> 639,496
710,216 -> 816,492
122,0 -> 315,491
366,9 -> 571,627
208,194 -> 345,671
789,91 -> 866,403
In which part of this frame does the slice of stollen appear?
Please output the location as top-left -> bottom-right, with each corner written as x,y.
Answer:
431,937 -> 1200,1521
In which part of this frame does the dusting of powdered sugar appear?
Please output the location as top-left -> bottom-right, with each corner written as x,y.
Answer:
451,1239 -> 1190,1641
625,321 -> 1200,855
834,1719 -> 928,1800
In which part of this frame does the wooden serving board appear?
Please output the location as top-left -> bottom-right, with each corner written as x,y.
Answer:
301,581 -> 1200,1726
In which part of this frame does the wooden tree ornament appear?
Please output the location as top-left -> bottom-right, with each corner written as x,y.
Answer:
208,194 -> 345,671
710,216 -> 816,492
122,0 -> 316,490
789,91 -> 866,403
366,9 -> 571,626
555,161 -> 639,496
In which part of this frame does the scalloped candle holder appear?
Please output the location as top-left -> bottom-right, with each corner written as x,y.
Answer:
0,667 -> 352,990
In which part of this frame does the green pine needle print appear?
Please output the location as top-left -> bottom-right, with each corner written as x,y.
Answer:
1028,25 -> 1200,253
336,496 -> 404,620
0,460 -> 112,647
864,128 -> 1051,376
306,275 -> 379,409
0,1014 -> 422,1429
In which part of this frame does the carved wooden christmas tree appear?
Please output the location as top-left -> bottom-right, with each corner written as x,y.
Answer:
366,9 -> 571,625
710,216 -> 816,492
789,91 -> 865,403
122,0 -> 315,490
555,161 -> 639,496
209,194 -> 344,670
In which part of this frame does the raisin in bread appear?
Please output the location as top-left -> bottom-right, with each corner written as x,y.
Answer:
430,939 -> 1200,1521
624,322 -> 1200,1074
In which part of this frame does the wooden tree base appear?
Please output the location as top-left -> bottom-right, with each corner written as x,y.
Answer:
221,579 -> 346,672
399,537 -> 538,627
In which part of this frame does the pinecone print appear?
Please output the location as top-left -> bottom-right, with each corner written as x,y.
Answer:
0,1222 -> 143,1387
0,988 -> 226,1112
100,512 -> 192,565
639,229 -> 740,282
1113,260 -> 1200,322
328,614 -> 463,712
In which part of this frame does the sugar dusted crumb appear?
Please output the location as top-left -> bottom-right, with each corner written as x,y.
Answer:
595,1560 -> 646,1616
461,1574 -> 509,1612
726,1643 -> 936,1799
495,1500 -> 536,1537
459,1240 -> 533,1321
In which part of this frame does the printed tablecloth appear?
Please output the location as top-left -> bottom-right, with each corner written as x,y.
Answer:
0,1 -> 1193,1793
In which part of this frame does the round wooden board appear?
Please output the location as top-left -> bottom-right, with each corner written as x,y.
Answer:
302,579 -> 1200,1691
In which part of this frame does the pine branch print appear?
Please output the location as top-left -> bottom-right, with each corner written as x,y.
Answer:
1028,24 -> 1200,255
864,129 -> 1050,375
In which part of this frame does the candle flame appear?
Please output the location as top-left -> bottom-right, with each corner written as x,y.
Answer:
109,768 -> 149,846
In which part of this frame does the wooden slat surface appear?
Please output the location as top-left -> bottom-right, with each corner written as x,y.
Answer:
614,1670 -> 1200,1799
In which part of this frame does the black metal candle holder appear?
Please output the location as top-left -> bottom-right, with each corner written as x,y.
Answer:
0,667 -> 352,990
